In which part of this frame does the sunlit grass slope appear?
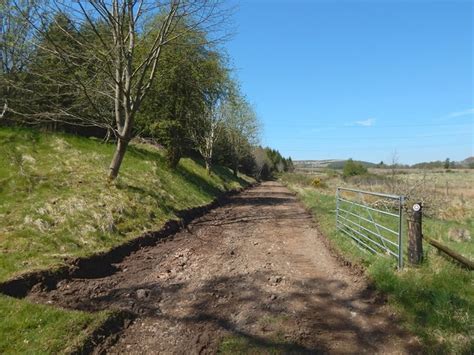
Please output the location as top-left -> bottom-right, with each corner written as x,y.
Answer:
0,126 -> 252,353
0,127 -> 251,282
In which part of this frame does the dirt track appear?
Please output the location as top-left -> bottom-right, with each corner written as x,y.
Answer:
29,182 -> 419,354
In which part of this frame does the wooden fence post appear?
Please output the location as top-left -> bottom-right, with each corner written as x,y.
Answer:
408,203 -> 423,265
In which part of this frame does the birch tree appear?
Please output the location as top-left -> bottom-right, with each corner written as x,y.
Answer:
193,99 -> 225,173
223,94 -> 259,176
253,146 -> 270,180
188,48 -> 229,173
19,0 -> 225,179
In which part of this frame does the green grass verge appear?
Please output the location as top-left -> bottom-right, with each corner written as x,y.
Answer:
0,295 -> 111,354
281,173 -> 473,354
0,126 -> 253,353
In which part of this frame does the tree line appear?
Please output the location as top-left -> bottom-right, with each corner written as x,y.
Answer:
0,0 -> 292,179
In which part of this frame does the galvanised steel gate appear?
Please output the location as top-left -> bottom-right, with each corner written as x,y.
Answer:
336,187 -> 405,268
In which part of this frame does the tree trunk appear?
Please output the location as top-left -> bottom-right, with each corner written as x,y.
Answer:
1,86 -> 9,119
205,158 -> 211,175
0,100 -> 7,119
108,137 -> 129,180
233,160 -> 238,177
167,147 -> 181,168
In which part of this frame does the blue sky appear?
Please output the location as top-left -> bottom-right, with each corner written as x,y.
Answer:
225,0 -> 473,164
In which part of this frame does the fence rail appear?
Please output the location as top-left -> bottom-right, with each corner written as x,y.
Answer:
336,187 -> 405,268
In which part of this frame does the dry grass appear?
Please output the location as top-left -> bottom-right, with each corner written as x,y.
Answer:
283,168 -> 474,259
295,168 -> 474,221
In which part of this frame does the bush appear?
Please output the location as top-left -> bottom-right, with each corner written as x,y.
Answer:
311,177 -> 327,188
343,159 -> 368,178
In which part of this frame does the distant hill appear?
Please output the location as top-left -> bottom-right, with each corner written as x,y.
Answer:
293,159 -> 378,171
293,159 -> 344,168
294,157 -> 473,170
326,160 -> 377,169
461,157 -> 474,166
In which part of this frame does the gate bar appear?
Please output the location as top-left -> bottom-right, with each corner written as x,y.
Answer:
338,215 -> 398,248
338,220 -> 399,257
338,197 -> 400,217
337,187 -> 401,200
338,207 -> 399,236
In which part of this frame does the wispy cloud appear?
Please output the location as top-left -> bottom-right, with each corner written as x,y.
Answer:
354,118 -> 376,127
443,108 -> 474,119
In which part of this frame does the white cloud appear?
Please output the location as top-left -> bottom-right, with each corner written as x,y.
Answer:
355,118 -> 376,127
443,108 -> 474,119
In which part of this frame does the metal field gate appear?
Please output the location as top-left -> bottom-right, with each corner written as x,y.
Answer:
336,187 -> 405,268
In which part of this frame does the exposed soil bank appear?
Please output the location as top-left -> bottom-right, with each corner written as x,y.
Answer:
23,182 -> 420,353
0,186 -> 248,298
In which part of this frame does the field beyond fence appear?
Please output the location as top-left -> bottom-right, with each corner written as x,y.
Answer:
287,168 -> 474,261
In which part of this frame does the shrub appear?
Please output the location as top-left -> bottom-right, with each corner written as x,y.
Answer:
310,177 -> 327,189
343,159 -> 368,178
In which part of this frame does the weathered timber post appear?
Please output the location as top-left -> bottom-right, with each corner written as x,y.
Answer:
407,203 -> 423,265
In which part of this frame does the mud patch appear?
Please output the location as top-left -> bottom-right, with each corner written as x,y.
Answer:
72,310 -> 135,355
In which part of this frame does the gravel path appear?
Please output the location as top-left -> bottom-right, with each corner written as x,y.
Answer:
29,182 -> 419,354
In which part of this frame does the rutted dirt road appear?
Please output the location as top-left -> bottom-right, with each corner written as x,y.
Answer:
29,182 -> 419,354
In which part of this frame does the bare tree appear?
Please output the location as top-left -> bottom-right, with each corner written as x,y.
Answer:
18,0 -> 226,179
276,160 -> 284,172
389,149 -> 399,193
224,94 -> 260,176
252,146 -> 269,180
191,98 -> 225,174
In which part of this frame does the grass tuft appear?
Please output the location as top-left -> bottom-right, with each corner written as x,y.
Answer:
0,295 -> 111,354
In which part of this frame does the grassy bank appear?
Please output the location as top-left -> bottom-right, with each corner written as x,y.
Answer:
0,297 -> 111,353
0,126 -> 252,353
281,173 -> 473,354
